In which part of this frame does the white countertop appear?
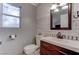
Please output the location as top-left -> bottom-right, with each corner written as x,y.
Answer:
40,37 -> 79,53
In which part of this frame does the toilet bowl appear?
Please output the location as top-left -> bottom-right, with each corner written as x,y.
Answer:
24,35 -> 43,55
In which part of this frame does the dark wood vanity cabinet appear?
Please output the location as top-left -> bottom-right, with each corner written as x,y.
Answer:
40,41 -> 79,55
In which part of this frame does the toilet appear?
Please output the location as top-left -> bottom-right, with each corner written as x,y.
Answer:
24,35 -> 43,55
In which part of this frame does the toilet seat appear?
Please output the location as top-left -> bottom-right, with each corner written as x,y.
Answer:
24,44 -> 39,55
24,35 -> 43,55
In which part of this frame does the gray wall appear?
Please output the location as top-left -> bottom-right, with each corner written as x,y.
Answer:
0,3 -> 36,54
36,3 -> 79,38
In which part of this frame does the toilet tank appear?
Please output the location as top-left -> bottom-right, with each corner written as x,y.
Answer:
36,35 -> 43,47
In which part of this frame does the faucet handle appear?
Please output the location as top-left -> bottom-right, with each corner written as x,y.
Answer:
62,35 -> 66,39
56,32 -> 61,38
76,36 -> 78,40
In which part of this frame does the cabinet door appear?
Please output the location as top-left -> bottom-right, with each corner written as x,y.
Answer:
40,41 -> 65,55
40,45 -> 65,55
40,46 -> 51,55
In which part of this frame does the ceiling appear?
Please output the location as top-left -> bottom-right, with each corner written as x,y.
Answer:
31,3 -> 40,7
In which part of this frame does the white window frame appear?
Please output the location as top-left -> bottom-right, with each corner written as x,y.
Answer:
2,3 -> 21,28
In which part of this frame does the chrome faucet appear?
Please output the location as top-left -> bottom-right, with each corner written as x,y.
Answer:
56,32 -> 63,39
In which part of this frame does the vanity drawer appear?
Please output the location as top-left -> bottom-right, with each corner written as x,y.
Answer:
60,47 -> 79,55
41,41 -> 61,51
40,46 -> 52,55
40,46 -> 64,55
40,41 -> 65,55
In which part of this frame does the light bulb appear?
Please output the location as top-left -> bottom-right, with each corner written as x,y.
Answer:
62,5 -> 68,9
54,9 -> 59,12
51,4 -> 57,10
59,3 -> 67,6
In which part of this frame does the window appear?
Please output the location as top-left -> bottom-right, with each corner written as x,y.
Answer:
2,3 -> 20,28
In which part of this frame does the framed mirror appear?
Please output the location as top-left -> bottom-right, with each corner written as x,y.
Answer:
50,3 -> 72,30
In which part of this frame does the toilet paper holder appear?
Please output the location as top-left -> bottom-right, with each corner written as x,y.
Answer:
9,34 -> 17,40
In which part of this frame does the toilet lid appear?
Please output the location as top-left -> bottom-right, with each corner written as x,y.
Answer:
24,44 -> 39,51
24,44 -> 39,54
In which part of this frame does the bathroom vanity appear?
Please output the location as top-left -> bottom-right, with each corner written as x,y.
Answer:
40,37 -> 79,55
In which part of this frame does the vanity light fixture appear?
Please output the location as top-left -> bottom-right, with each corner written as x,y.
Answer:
51,4 -> 58,10
54,9 -> 59,12
62,5 -> 68,9
59,3 -> 67,6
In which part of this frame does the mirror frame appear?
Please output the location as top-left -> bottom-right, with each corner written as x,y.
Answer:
50,3 -> 72,30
